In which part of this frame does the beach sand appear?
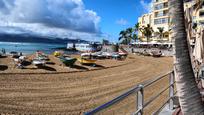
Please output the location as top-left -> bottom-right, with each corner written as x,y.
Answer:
0,54 -> 173,114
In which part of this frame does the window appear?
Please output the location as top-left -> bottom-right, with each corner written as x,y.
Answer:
164,2 -> 168,8
155,10 -> 168,17
154,2 -> 168,10
164,34 -> 169,38
154,18 -> 168,24
155,0 -> 162,2
199,11 -> 204,17
155,11 -> 164,17
200,20 -> 204,25
154,4 -> 163,10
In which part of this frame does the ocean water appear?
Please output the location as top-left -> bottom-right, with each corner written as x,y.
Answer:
0,42 -> 67,54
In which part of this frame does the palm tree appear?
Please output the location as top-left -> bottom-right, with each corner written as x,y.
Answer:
126,27 -> 133,36
134,23 -> 140,33
132,23 -> 139,42
170,0 -> 204,114
132,34 -> 138,42
119,30 -> 127,41
140,24 -> 153,42
194,0 -> 203,12
119,30 -> 129,45
119,28 -> 134,45
157,27 -> 164,42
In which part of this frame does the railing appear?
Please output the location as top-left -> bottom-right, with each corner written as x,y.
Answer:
85,70 -> 175,115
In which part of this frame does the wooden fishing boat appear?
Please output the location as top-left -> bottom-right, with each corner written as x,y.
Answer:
53,51 -> 62,57
10,51 -> 20,58
32,59 -> 45,67
112,53 -> 121,59
78,58 -> 97,65
150,51 -> 162,57
143,52 -> 151,56
59,57 -> 77,67
0,53 -> 2,58
79,53 -> 97,65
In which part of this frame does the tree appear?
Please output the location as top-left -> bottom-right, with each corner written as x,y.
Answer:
133,23 -> 139,42
132,34 -> 138,42
119,28 -> 133,45
126,27 -> 134,38
119,23 -> 140,44
119,30 -> 127,41
140,24 -> 153,42
134,23 -> 140,33
102,39 -> 109,45
157,27 -> 164,42
170,0 -> 204,114
119,30 -> 128,44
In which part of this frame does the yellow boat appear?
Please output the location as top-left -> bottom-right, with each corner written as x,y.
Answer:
53,51 -> 62,57
78,58 -> 97,65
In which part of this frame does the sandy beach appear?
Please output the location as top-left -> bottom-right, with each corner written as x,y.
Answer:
0,54 -> 173,114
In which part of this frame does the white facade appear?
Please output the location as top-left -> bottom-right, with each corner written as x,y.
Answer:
75,43 -> 95,52
67,43 -> 74,49
67,43 -> 97,52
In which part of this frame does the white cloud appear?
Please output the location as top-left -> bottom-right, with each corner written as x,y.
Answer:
140,0 -> 153,13
116,18 -> 128,26
0,0 -> 103,41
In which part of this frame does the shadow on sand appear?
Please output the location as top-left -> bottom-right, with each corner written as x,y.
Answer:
0,65 -> 8,71
38,66 -> 57,71
22,61 -> 32,66
46,62 -> 56,65
0,56 -> 7,58
80,64 -> 106,69
71,65 -> 89,70
94,64 -> 106,68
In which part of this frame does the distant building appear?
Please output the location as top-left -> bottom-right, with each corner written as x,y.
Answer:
67,42 -> 102,52
138,0 -> 204,43
67,43 -> 75,49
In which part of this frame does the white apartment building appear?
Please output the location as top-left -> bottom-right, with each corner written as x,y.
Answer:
138,0 -> 204,42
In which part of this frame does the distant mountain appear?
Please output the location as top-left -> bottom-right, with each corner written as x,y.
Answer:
0,33 -> 88,44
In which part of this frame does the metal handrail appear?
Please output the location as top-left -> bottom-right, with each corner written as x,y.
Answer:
153,90 -> 177,115
152,96 -> 172,115
84,85 -> 141,115
143,83 -> 173,108
143,70 -> 173,88
85,70 -> 175,115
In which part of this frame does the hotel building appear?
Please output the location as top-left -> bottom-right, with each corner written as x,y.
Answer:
138,0 -> 204,42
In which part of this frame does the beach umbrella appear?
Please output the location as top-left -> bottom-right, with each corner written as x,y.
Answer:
193,26 -> 204,63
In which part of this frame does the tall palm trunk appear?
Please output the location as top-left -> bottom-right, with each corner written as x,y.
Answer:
170,0 -> 204,114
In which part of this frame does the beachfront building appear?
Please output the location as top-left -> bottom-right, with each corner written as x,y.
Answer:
67,42 -> 102,52
138,0 -> 170,42
138,0 -> 204,43
138,13 -> 153,41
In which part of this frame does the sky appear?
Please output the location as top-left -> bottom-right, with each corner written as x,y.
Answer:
0,0 -> 152,42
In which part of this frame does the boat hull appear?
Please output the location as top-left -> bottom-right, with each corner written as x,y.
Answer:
60,57 -> 77,67
78,58 -> 97,65
32,60 -> 45,67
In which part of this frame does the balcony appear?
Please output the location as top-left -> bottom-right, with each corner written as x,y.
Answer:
199,10 -> 204,17
154,0 -> 168,5
155,13 -> 168,18
154,10 -> 169,18
154,2 -> 168,11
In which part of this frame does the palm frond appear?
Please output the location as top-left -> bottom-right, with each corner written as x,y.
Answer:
194,0 -> 203,13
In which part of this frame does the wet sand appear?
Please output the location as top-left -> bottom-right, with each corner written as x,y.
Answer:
0,54 -> 173,114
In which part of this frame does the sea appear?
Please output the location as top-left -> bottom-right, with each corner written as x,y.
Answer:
0,42 -> 75,55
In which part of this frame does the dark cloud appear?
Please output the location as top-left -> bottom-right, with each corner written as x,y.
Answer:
0,0 -> 101,34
